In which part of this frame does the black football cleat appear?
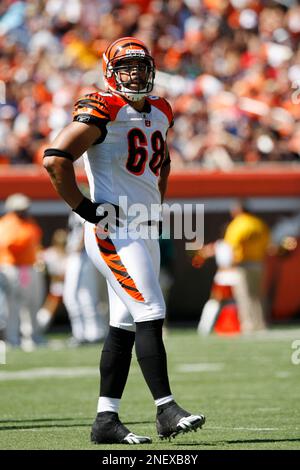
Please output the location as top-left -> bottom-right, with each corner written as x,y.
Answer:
156,401 -> 205,440
91,412 -> 152,444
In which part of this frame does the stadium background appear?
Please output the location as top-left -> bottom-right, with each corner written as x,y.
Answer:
1,0 -> 300,325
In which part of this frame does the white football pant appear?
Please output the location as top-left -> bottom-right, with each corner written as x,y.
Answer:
84,222 -> 166,331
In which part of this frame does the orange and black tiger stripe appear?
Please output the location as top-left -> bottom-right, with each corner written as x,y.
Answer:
95,232 -> 145,302
105,37 -> 149,62
73,93 -> 111,124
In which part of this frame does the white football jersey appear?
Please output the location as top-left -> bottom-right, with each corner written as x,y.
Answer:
73,91 -> 173,221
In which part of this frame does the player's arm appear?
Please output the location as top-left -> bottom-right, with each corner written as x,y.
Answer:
158,99 -> 173,203
43,121 -> 106,223
44,92 -> 112,223
43,121 -> 101,209
158,144 -> 171,203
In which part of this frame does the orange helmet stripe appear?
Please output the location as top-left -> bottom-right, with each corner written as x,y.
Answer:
105,37 -> 150,62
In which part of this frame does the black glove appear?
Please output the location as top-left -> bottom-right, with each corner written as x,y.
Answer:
73,197 -> 120,225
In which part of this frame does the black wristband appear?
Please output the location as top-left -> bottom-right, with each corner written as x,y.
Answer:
73,197 -> 121,225
73,197 -> 104,224
43,148 -> 74,161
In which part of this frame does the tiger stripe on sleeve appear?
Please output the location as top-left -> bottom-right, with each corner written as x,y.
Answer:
73,93 -> 111,129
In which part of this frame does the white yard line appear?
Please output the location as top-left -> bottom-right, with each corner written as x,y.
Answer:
238,329 -> 300,341
233,427 -> 280,431
207,426 -> 281,431
275,371 -> 292,378
0,362 -> 225,381
0,367 -> 97,381
257,408 -> 281,412
178,363 -> 224,372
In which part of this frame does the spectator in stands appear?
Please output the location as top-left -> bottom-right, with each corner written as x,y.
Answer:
0,193 -> 45,347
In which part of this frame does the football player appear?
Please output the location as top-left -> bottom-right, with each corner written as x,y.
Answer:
43,37 -> 205,444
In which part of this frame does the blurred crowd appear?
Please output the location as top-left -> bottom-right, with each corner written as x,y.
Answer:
1,0 -> 300,169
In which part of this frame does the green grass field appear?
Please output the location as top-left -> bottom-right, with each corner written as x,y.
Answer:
0,327 -> 300,450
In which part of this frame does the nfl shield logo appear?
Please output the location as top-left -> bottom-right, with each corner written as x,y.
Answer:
145,120 -> 151,127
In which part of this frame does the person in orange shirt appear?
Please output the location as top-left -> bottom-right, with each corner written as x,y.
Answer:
0,193 -> 45,347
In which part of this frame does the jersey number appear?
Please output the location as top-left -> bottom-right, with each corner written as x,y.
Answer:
126,128 -> 165,176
